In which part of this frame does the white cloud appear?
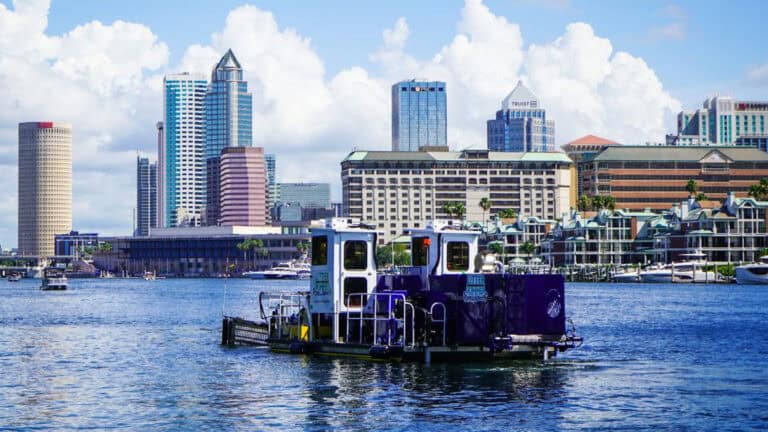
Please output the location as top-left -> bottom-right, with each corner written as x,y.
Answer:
0,0 -> 682,248
746,64 -> 768,87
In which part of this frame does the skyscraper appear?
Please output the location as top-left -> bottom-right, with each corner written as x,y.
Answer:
487,80 -> 555,152
18,122 -> 72,257
666,95 -> 768,149
205,49 -> 253,225
265,153 -> 277,214
162,73 -> 207,227
219,147 -> 267,226
392,79 -> 447,151
155,121 -> 165,227
136,156 -> 157,237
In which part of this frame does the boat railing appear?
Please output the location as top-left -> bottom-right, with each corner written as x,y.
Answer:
429,302 -> 447,346
345,292 -> 415,348
259,291 -> 311,341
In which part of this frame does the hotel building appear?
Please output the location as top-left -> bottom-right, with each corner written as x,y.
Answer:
18,122 -> 72,257
666,96 -> 768,149
341,149 -> 574,243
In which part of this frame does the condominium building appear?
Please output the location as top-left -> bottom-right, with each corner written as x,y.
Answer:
561,134 -> 620,197
265,153 -> 278,214
219,147 -> 268,226
341,149 -> 574,243
162,73 -> 207,227
666,96 -> 768,149
582,146 -> 768,211
487,80 -> 555,152
392,79 -> 447,151
205,49 -> 253,225
136,156 -> 157,236
18,122 -> 72,257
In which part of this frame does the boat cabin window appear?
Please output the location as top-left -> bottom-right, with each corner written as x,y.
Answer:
344,241 -> 368,270
446,241 -> 470,271
412,236 -> 430,266
343,277 -> 367,307
312,236 -> 328,265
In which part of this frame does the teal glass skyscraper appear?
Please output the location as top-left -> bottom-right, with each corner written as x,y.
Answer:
205,49 -> 253,225
392,79 -> 447,151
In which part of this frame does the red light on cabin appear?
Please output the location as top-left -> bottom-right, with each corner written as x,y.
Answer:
37,122 -> 54,128
423,238 -> 431,246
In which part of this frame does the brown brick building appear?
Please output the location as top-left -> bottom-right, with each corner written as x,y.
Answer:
582,146 -> 768,210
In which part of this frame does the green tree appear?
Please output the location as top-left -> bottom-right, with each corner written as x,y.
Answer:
479,197 -> 492,226
520,241 -> 536,260
695,192 -> 708,202
577,195 -> 592,212
748,178 -> 768,200
97,242 -> 112,253
237,239 -> 267,270
454,202 -> 466,220
498,208 -> 517,219
487,241 -> 503,255
591,195 -> 604,211
603,195 -> 616,211
686,179 -> 699,196
441,201 -> 456,218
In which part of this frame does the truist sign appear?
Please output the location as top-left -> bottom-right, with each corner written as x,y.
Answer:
37,122 -> 54,128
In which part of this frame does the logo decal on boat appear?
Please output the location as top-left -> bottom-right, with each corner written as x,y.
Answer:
463,274 -> 487,303
545,289 -> 562,318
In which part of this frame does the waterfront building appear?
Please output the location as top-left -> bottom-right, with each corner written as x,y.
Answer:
561,135 -> 620,197
205,49 -> 253,225
219,147 -> 268,226
487,80 -> 555,152
54,231 -> 98,257
136,156 -> 157,237
341,149 -> 574,243
666,96 -> 768,149
18,122 -> 72,257
276,183 -> 331,209
491,216 -> 556,262
391,79 -> 447,151
162,73 -> 207,227
93,225 -> 310,277
155,121 -> 165,227
582,146 -> 768,211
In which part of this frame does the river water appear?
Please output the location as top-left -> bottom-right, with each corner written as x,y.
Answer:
0,278 -> 766,431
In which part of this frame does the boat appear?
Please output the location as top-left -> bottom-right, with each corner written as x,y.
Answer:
245,261 -> 311,280
41,268 -> 68,291
143,271 -> 156,281
612,267 -> 640,283
222,218 -> 583,363
639,252 -> 717,283
735,256 -> 768,284
7,272 -> 22,282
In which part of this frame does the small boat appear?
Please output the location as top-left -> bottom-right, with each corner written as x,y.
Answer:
222,218 -> 583,362
735,256 -> 768,284
143,271 -> 156,281
7,272 -> 22,282
612,267 -> 640,283
41,269 -> 68,291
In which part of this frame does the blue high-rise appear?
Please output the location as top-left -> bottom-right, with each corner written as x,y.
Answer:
205,49 -> 253,225
162,73 -> 207,227
392,80 -> 447,151
487,80 -> 555,152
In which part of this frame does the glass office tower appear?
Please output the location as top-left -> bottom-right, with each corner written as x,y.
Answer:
391,79 -> 447,151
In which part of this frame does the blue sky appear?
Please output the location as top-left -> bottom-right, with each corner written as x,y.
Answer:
0,0 -> 766,248
38,0 -> 768,107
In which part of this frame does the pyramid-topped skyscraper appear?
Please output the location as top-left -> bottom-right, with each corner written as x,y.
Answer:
487,80 -> 555,152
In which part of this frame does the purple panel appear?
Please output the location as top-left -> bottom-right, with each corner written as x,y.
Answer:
522,274 -> 565,335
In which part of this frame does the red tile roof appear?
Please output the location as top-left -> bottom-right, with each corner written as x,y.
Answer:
566,134 -> 619,146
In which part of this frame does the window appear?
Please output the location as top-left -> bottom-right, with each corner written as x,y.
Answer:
446,241 -> 469,271
412,237 -> 430,266
344,240 -> 368,270
311,236 -> 328,265
343,277 -> 367,307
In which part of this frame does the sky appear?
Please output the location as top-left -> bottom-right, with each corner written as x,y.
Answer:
0,0 -> 766,249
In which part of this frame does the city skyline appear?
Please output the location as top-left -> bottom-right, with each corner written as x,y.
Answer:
0,0 -> 767,248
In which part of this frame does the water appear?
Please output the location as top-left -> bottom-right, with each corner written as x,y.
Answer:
0,278 -> 766,431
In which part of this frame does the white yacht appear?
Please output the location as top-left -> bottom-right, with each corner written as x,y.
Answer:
612,267 -> 641,283
735,256 -> 768,284
41,269 -> 68,291
246,261 -> 311,280
639,252 -> 717,283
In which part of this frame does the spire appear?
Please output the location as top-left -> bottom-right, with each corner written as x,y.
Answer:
211,49 -> 243,81
501,80 -> 539,110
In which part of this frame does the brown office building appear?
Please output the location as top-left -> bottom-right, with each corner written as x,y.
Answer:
582,146 -> 768,210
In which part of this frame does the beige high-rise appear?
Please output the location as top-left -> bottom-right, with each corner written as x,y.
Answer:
18,122 -> 72,257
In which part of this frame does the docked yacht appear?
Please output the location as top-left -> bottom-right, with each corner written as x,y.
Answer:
7,272 -> 22,282
639,252 -> 717,283
612,267 -> 641,283
735,256 -> 768,284
245,261 -> 311,280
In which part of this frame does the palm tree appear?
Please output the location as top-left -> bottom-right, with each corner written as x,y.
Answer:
237,239 -> 267,270
479,197 -> 492,226
454,202 -> 466,221
748,178 -> 768,200
686,179 -> 698,197
521,241 -> 536,261
577,195 -> 592,212
498,208 -> 517,219
695,192 -> 707,202
591,195 -> 604,211
604,195 -> 616,211
441,201 -> 456,218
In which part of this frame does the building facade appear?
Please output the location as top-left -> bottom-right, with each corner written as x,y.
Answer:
583,146 -> 768,211
162,73 -> 207,227
265,153 -> 277,216
136,156 -> 157,236
666,96 -> 768,149
391,80 -> 447,151
54,231 -> 99,257
18,122 -> 72,257
276,183 -> 331,209
487,81 -> 555,152
219,147 -> 268,226
341,149 -> 574,243
205,49 -> 253,225
562,134 -> 620,197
